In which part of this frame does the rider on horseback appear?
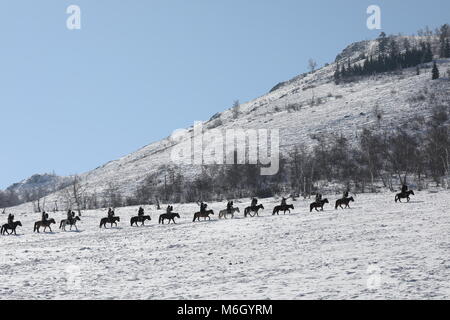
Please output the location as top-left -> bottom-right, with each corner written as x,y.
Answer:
342,189 -> 349,199
67,210 -> 75,224
227,201 -> 234,213
200,202 -> 207,214
280,197 -> 287,207
251,197 -> 258,209
166,205 -> 173,214
401,184 -> 408,195
315,193 -> 323,203
138,207 -> 144,217
42,211 -> 49,222
7,213 -> 14,227
108,208 -> 115,220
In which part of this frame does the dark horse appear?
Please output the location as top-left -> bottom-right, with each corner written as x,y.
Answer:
193,210 -> 214,222
34,219 -> 56,233
1,221 -> 22,235
99,216 -> 120,228
60,216 -> 81,231
395,190 -> 415,203
244,204 -> 264,217
130,215 -> 151,226
310,199 -> 329,212
335,197 -> 355,210
273,204 -> 294,215
159,212 -> 180,224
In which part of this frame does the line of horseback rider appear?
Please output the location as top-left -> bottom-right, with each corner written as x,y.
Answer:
198,196 -> 289,214
314,189 -> 350,205
3,183 -> 411,230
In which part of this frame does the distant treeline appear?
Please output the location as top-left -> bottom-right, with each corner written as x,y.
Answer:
123,104 -> 450,206
335,24 -> 450,83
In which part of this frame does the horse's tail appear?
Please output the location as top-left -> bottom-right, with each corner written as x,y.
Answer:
59,220 -> 63,229
0,226 -> 3,234
159,215 -> 162,224
99,219 -> 103,228
193,213 -> 197,222
394,195 -> 398,203
335,200 -> 339,210
130,218 -> 134,226
34,222 -> 37,232
273,207 -> 277,215
310,204 -> 314,212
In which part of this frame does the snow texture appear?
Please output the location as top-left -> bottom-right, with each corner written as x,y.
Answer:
1,191 -> 449,299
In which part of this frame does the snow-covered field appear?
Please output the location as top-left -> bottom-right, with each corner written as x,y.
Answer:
1,190 -> 449,300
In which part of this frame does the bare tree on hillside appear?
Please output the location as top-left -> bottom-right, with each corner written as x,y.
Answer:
231,100 -> 240,119
62,175 -> 87,216
308,59 -> 317,73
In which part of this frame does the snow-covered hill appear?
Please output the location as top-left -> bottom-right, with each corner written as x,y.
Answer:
1,191 -> 449,299
9,35 -> 450,204
6,173 -> 72,201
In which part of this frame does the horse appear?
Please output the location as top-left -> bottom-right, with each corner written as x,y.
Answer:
99,216 -> 120,229
60,216 -> 81,231
335,197 -> 355,210
159,212 -> 180,224
218,207 -> 240,219
1,221 -> 22,235
272,204 -> 294,215
193,210 -> 215,222
395,190 -> 415,203
310,199 -> 329,212
244,204 -> 264,217
34,219 -> 56,233
130,215 -> 151,226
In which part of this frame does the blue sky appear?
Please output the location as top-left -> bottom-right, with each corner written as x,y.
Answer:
0,0 -> 449,188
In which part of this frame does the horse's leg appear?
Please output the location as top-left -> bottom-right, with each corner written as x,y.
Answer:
49,226 -> 52,232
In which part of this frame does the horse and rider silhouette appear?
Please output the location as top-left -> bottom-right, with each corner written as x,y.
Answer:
60,216 -> 81,231
99,208 -> 120,228
273,197 -> 294,215
130,207 -> 151,226
395,184 -> 415,202
244,198 -> 265,217
1,221 -> 22,235
193,201 -> 215,222
34,212 -> 56,233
